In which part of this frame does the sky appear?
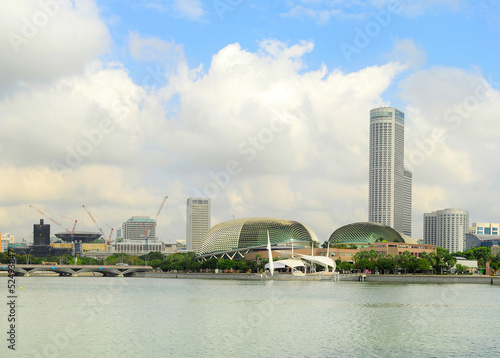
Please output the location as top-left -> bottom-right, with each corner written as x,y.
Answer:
1,0 -> 500,244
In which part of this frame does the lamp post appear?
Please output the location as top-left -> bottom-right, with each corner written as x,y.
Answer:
28,249 -> 33,265
19,250 -> 27,264
145,252 -> 152,267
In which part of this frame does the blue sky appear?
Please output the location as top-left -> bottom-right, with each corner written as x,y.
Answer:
98,1 -> 500,84
1,0 -> 500,244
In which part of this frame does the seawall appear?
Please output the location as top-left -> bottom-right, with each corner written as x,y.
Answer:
133,272 -> 500,284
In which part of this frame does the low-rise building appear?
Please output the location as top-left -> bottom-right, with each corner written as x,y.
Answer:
359,242 -> 436,257
453,257 -> 478,273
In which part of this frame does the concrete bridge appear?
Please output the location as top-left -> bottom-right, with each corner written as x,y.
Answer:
0,264 -> 153,277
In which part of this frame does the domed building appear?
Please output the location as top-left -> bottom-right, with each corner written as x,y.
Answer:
197,217 -> 318,257
328,222 -> 410,246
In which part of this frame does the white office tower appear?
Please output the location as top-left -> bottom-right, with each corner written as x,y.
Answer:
423,209 -> 469,252
423,213 -> 437,246
186,198 -> 211,251
369,107 -> 412,236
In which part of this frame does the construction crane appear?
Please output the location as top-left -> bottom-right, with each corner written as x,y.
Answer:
143,196 -> 168,251
29,205 -> 77,239
82,205 -> 114,245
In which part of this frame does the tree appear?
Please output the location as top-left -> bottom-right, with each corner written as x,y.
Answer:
415,258 -> 431,273
200,258 -> 218,270
376,255 -> 396,274
158,252 -> 196,272
217,259 -> 235,271
455,264 -> 468,274
139,251 -> 165,262
435,248 -> 456,274
338,261 -> 353,272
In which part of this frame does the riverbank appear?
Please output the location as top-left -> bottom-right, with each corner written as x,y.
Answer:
133,272 -> 500,284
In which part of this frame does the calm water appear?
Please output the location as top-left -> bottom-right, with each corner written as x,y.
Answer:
1,276 -> 499,357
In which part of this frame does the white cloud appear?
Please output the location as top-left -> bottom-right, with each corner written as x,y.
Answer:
401,66 -> 500,235
281,0 -> 466,22
2,19 -> 499,245
281,5 -> 343,24
145,0 -> 205,21
0,38 -> 406,242
384,38 -> 427,69
0,0 -> 111,89
370,0 -> 464,17
129,32 -> 185,70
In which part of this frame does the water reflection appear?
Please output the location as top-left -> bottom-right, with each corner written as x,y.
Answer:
1,278 -> 499,357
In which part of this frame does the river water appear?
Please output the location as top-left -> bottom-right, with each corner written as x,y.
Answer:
1,276 -> 499,357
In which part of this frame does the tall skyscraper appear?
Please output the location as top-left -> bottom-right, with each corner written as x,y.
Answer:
186,198 -> 211,252
369,107 -> 412,236
423,209 -> 469,252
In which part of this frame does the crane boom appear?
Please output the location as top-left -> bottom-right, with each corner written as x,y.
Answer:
29,205 -> 72,234
82,205 -> 114,245
82,205 -> 106,239
145,196 -> 168,238
71,220 -> 78,233
141,196 -> 168,252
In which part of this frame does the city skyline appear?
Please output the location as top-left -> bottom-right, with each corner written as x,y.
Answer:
1,1 -> 500,243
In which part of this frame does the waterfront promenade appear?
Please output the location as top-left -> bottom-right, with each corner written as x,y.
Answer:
134,271 -> 500,284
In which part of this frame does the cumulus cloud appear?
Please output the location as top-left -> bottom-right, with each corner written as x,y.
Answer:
0,0 -> 111,90
0,36 -> 408,242
401,67 -> 500,233
2,1 -> 499,245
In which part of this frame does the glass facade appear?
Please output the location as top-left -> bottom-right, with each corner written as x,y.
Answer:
369,107 -> 412,237
197,218 -> 318,256
328,222 -> 405,245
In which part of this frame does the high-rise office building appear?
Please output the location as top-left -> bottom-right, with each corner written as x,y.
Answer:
423,212 -> 437,246
423,208 -> 469,252
122,216 -> 156,241
369,107 -> 412,236
34,219 -> 50,246
186,198 -> 211,252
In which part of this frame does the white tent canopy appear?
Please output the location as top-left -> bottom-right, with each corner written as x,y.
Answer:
264,259 -> 305,270
297,254 -> 336,271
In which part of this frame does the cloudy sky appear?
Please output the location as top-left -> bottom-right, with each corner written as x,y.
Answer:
1,0 -> 500,244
